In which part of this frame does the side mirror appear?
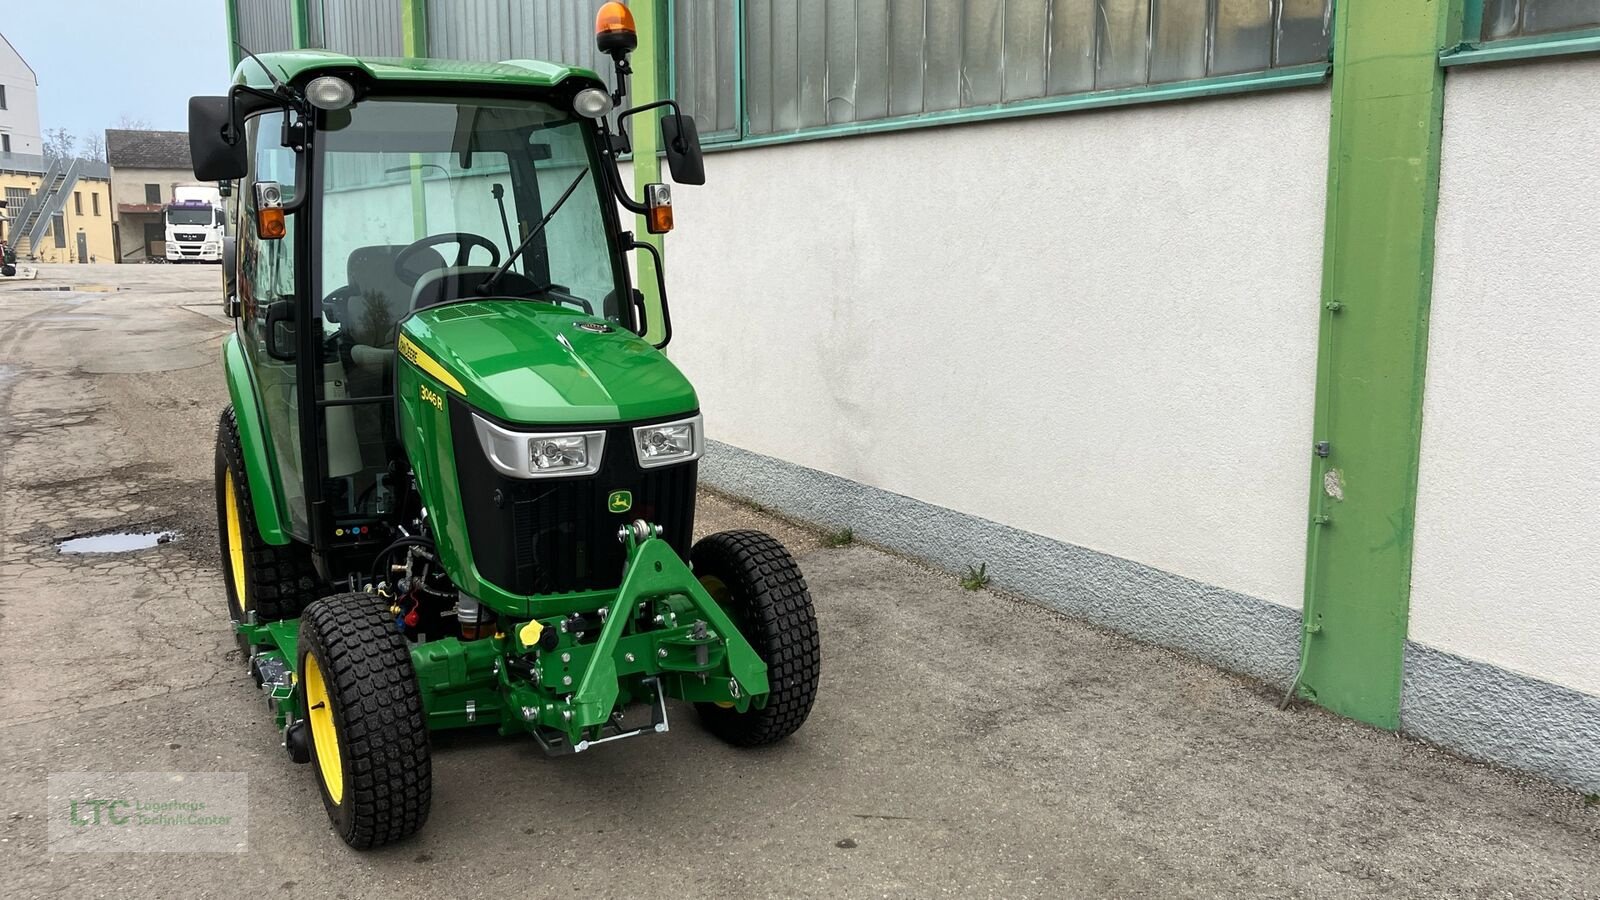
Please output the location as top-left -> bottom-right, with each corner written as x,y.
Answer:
189,96 -> 247,182
660,114 -> 705,186
222,236 -> 238,316
265,299 -> 297,361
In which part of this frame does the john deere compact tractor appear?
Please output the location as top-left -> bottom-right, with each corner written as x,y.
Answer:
192,4 -> 819,848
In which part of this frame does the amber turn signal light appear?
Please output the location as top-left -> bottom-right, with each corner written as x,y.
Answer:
257,206 -> 286,240
595,1 -> 638,58
644,183 -> 673,234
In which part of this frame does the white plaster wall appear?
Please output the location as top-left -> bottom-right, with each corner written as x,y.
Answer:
1413,57 -> 1600,696
666,89 -> 1330,608
0,35 -> 42,157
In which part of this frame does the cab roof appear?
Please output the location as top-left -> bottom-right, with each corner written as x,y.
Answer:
233,49 -> 600,91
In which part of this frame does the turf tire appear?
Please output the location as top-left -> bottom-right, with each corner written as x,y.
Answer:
215,405 -> 319,656
691,530 -> 821,746
298,592 -> 432,849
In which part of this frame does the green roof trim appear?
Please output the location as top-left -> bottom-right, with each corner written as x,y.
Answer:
232,49 -> 601,90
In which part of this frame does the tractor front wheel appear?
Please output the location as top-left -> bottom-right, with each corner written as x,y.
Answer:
691,530 -> 821,746
298,592 -> 432,849
214,406 -> 318,656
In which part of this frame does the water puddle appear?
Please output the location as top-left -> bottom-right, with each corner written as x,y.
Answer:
57,531 -> 178,554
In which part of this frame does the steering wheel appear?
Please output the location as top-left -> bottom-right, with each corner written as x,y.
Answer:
394,232 -> 502,286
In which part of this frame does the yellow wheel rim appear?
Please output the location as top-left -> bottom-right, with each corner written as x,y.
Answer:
223,470 -> 248,618
699,576 -> 737,709
303,653 -> 344,805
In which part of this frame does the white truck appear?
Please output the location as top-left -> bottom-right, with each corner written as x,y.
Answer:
164,184 -> 225,263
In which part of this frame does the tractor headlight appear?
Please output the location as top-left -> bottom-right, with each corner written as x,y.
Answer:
472,414 -> 605,479
632,415 -> 704,468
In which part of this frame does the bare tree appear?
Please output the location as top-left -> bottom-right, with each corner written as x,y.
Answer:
80,132 -> 106,162
113,114 -> 153,131
41,127 -> 77,163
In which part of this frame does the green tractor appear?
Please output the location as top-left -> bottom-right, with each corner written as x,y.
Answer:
190,5 -> 819,849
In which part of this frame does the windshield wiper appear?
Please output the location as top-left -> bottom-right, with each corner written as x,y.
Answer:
478,168 -> 590,297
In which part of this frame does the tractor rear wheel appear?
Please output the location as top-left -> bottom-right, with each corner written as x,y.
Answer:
691,530 -> 821,746
214,406 -> 318,656
298,592 -> 432,849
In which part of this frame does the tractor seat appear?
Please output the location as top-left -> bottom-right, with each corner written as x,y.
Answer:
343,244 -> 445,348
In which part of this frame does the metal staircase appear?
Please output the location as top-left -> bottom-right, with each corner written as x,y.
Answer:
9,158 -> 83,260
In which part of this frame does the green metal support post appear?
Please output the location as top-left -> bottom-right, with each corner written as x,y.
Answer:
401,0 -> 430,239
1296,1 -> 1463,728
630,0 -> 669,346
224,0 -> 242,71
400,0 -> 427,57
289,0 -> 311,49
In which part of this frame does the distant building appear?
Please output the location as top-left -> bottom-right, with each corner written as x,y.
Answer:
0,30 -> 112,263
0,31 -> 42,160
105,130 -> 195,262
0,164 -> 114,264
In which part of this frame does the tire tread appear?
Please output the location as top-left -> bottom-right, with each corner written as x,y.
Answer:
215,405 -> 319,624
693,530 -> 821,746
299,592 -> 432,849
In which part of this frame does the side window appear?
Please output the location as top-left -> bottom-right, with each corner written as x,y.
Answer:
238,111 -> 299,351
236,110 -> 311,537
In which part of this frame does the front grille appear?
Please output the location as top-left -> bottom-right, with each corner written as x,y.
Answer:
450,398 -> 697,595
175,232 -> 205,242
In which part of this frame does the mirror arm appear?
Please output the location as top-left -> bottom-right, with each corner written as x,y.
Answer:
615,99 -> 690,147
226,85 -> 288,142
597,121 -> 648,215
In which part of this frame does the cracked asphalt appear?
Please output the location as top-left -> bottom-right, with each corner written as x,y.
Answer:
0,264 -> 1596,898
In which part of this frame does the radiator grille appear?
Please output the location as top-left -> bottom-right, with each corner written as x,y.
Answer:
450,399 -> 697,595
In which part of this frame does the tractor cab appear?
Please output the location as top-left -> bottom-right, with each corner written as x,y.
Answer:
194,43 -> 696,561
191,4 -> 819,851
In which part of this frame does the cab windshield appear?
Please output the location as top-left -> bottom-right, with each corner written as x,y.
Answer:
167,208 -> 218,226
315,95 -> 623,350
308,95 -> 624,525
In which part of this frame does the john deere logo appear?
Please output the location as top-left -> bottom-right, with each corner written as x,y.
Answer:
607,490 -> 633,514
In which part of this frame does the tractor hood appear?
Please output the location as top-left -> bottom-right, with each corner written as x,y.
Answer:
398,300 -> 698,426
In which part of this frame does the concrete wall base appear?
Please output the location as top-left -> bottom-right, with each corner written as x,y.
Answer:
1402,644 -> 1600,793
702,439 -> 1600,794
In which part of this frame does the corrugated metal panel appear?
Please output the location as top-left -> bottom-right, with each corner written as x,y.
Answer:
317,0 -> 405,57
508,0 -> 610,75
744,0 -> 1334,135
427,0 -> 513,60
426,0 -> 608,72
237,0 -> 295,54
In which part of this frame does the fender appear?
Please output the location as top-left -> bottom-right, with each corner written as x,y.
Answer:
223,334 -> 292,545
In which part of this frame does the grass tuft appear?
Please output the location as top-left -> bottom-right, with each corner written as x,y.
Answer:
961,563 -> 990,591
823,527 -> 854,548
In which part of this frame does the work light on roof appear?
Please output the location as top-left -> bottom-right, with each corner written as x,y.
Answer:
305,76 -> 356,111
573,87 -> 613,119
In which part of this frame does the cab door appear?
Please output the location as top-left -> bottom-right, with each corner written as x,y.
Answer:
236,110 -> 311,539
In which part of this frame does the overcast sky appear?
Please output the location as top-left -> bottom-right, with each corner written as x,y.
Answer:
5,2 -> 231,144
